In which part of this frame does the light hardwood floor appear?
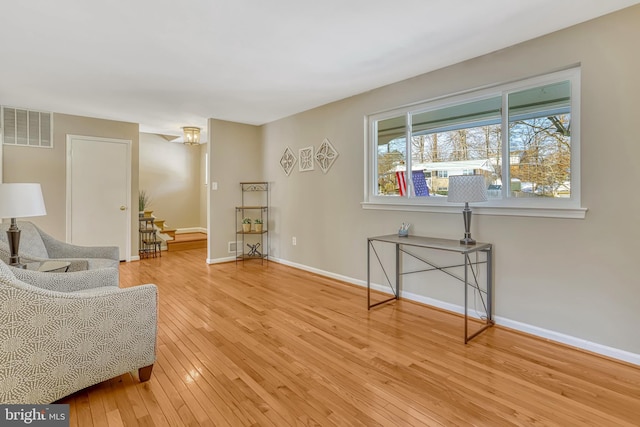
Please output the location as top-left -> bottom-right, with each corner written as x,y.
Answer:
58,248 -> 640,426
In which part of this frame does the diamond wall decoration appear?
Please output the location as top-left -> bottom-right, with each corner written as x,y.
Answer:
298,146 -> 314,172
315,138 -> 338,174
280,146 -> 297,176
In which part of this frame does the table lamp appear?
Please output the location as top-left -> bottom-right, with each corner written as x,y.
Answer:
447,175 -> 487,245
0,183 -> 47,268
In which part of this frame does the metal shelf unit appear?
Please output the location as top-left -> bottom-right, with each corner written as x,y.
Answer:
139,216 -> 161,259
236,182 -> 269,264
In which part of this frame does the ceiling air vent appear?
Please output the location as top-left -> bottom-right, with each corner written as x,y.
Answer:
2,107 -> 53,148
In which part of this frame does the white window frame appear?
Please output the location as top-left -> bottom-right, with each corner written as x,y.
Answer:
363,68 -> 586,219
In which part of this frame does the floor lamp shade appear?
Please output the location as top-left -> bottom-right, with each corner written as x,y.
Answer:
0,183 -> 47,267
447,175 -> 487,245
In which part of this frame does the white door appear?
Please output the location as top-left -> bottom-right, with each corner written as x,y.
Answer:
66,135 -> 131,261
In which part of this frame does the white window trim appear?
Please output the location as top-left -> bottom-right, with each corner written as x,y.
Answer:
363,67 -> 586,219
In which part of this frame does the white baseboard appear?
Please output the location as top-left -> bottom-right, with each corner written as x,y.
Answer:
270,257 -> 640,366
129,255 -> 140,262
207,256 -> 235,264
494,317 -> 640,366
176,227 -> 207,234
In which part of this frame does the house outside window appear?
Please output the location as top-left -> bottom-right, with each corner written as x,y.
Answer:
365,68 -> 584,218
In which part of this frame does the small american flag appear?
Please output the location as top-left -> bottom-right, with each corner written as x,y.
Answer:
396,170 -> 430,196
395,171 -> 407,196
412,170 -> 430,196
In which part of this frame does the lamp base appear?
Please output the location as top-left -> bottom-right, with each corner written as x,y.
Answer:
9,262 -> 27,269
460,237 -> 476,246
7,218 -> 27,268
460,204 -> 476,245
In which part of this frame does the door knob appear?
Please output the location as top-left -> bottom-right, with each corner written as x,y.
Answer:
120,206 -> 127,211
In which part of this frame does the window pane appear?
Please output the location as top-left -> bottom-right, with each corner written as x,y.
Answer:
410,97 -> 501,197
377,115 -> 406,196
508,81 -> 571,198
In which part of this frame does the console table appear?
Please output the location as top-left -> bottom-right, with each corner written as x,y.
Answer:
367,234 -> 493,343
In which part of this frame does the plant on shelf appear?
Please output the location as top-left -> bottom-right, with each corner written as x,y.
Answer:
139,190 -> 153,217
254,218 -> 263,233
242,217 -> 252,233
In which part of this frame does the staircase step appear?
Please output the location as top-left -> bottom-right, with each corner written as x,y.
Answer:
163,228 -> 177,238
167,232 -> 207,251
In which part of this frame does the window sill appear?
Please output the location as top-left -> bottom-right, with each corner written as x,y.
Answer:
361,201 -> 587,219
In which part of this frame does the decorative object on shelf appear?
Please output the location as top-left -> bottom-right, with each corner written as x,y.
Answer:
139,190 -> 153,217
447,175 -> 487,245
398,222 -> 410,237
242,217 -> 252,233
247,243 -> 261,257
280,146 -> 297,176
0,183 -> 47,268
182,126 -> 201,145
315,138 -> 339,174
254,218 -> 263,233
298,146 -> 314,172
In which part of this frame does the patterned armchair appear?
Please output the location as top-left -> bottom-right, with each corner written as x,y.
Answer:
0,221 -> 119,271
0,261 -> 157,404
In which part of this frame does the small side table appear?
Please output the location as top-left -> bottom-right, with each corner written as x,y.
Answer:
26,261 -> 71,273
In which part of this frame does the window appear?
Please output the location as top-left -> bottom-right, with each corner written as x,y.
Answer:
365,68 -> 584,218
507,82 -> 571,199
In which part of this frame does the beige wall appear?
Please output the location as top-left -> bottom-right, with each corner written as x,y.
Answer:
139,133 -> 203,229
256,6 -> 640,355
207,119 -> 262,260
3,113 -> 139,251
3,5 -> 637,358
199,143 -> 208,228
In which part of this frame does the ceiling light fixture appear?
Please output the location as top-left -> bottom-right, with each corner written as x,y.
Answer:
182,127 -> 201,145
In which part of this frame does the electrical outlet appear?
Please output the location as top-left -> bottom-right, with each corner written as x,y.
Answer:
292,236 -> 297,246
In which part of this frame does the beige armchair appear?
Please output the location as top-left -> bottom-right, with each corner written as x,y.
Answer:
0,261 -> 157,404
0,221 -> 119,271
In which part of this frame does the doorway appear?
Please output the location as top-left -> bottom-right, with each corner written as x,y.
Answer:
66,135 -> 131,261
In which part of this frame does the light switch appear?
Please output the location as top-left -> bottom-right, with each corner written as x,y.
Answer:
211,182 -> 218,190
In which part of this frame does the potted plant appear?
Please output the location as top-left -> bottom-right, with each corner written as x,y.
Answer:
254,218 -> 263,233
139,190 -> 152,217
242,217 -> 252,233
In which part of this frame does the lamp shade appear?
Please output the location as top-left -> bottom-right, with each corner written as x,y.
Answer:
447,175 -> 487,203
0,183 -> 47,219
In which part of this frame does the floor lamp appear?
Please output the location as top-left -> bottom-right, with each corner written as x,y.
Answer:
0,183 -> 47,268
447,175 -> 487,245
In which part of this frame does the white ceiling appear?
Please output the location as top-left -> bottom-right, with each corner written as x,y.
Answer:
1,0 -> 638,138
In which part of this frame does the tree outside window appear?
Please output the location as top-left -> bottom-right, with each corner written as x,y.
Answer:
372,74 -> 574,203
